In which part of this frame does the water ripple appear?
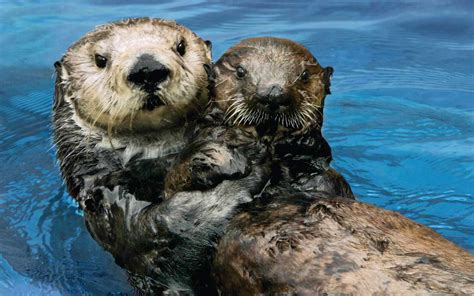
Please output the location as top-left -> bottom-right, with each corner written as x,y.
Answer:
1,0 -> 473,293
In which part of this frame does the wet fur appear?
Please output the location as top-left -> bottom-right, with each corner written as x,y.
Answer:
165,37 -> 353,200
53,18 -> 248,293
53,17 -> 211,201
84,168 -> 270,294
164,38 -> 472,295
214,195 -> 474,295
213,37 -> 333,131
206,38 -> 473,296
52,26 -> 473,295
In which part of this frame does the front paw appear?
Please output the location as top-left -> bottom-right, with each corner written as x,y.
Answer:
189,152 -> 217,173
165,144 -> 248,198
163,153 -> 225,199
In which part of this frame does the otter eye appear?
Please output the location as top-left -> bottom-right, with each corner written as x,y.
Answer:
177,40 -> 186,56
95,54 -> 107,68
236,66 -> 246,79
301,70 -> 310,82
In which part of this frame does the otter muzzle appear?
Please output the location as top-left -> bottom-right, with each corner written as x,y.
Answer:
256,85 -> 292,112
128,54 -> 170,91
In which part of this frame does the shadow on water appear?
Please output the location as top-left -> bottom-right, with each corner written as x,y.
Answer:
0,0 -> 472,293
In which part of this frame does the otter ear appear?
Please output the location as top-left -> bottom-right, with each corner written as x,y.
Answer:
204,40 -> 212,61
203,63 -> 212,76
54,61 -> 61,71
204,63 -> 216,97
53,60 -> 66,109
205,40 -> 212,51
323,66 -> 333,95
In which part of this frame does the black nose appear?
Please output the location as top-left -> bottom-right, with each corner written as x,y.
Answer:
128,54 -> 170,90
256,85 -> 292,112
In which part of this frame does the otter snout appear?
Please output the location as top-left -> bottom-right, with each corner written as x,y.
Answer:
128,54 -> 170,91
256,85 -> 292,112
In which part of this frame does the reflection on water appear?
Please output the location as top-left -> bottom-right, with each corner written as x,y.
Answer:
0,0 -> 473,293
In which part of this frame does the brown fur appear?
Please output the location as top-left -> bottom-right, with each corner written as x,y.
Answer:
164,126 -> 257,198
214,196 -> 474,295
164,37 -> 348,200
212,37 -> 332,132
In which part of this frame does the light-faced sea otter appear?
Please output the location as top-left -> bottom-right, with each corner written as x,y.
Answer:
52,18 -> 268,294
53,17 -> 212,202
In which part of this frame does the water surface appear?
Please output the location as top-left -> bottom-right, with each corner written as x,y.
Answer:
0,0 -> 473,294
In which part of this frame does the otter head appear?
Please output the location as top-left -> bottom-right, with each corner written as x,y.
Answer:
54,17 -> 212,133
212,37 -> 333,135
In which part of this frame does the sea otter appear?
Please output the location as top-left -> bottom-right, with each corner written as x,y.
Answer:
52,18 -> 270,294
155,36 -> 354,293
53,17 -> 212,202
163,38 -> 473,295
165,37 -> 353,200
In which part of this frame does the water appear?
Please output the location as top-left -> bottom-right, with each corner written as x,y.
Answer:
0,0 -> 473,294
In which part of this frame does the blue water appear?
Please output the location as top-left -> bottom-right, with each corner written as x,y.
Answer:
0,0 -> 473,294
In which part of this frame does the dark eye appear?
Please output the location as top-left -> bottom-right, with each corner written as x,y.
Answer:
301,70 -> 310,82
95,54 -> 107,68
177,40 -> 186,56
236,66 -> 246,78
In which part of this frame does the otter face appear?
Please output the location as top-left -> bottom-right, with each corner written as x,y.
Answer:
213,37 -> 333,132
55,18 -> 212,132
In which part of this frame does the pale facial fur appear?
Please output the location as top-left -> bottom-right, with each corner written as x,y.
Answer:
56,18 -> 212,133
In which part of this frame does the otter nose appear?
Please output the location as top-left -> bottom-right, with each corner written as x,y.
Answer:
256,85 -> 291,112
128,54 -> 170,89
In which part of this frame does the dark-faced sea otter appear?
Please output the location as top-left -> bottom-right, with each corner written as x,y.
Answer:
165,37 -> 353,200
163,37 -> 473,295
203,38 -> 474,296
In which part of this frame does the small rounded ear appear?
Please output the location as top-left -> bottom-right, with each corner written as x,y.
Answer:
53,60 -> 65,109
205,40 -> 212,51
203,40 -> 212,62
54,61 -> 61,70
323,66 -> 334,95
203,63 -> 211,75
203,63 -> 216,97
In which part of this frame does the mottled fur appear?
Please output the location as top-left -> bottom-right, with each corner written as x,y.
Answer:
84,168 -> 269,294
53,17 -> 211,201
52,18 -> 274,294
214,195 -> 474,295
213,37 -> 332,131
165,37 -> 353,200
